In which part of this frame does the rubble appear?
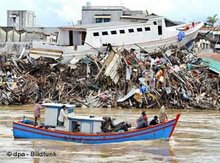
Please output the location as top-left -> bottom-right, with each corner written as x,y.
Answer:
0,46 -> 219,110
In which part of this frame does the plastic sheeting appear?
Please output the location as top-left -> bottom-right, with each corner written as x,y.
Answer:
177,31 -> 185,41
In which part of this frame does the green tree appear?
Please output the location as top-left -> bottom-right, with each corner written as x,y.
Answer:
206,14 -> 219,27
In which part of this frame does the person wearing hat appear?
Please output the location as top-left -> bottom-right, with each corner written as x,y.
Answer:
34,100 -> 44,126
58,105 -> 68,126
159,105 -> 168,123
136,111 -> 148,129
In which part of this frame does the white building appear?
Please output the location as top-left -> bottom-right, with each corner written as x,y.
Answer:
199,27 -> 220,53
81,2 -> 148,24
7,10 -> 35,29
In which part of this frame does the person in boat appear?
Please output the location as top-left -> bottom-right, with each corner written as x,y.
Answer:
34,100 -> 44,126
159,105 -> 168,123
58,105 -> 68,126
136,111 -> 148,129
149,115 -> 159,126
101,117 -> 114,132
72,121 -> 80,132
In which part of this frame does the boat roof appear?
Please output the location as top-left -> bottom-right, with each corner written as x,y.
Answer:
42,103 -> 76,108
68,115 -> 104,122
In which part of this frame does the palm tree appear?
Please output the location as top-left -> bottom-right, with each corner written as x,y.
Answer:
206,14 -> 219,27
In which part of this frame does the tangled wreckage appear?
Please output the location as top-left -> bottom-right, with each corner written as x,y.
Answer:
0,45 -> 219,109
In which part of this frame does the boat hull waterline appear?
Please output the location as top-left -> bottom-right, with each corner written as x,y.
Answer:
13,113 -> 180,144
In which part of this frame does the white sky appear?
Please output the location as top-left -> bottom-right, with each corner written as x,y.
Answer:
0,0 -> 219,26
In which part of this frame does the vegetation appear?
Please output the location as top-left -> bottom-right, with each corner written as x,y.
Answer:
206,14 -> 219,27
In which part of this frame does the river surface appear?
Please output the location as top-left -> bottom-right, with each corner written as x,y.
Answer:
0,105 -> 220,163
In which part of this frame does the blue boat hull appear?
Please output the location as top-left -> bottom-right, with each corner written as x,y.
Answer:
13,114 -> 180,144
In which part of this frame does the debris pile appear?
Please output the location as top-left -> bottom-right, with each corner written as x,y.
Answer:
0,46 -> 219,109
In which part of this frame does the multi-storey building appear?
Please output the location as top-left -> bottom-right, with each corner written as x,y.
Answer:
7,10 -> 35,29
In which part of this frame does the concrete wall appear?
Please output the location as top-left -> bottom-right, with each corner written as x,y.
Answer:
20,32 -> 27,42
0,29 -> 6,42
0,28 -> 23,42
7,30 -> 20,42
0,27 -> 58,43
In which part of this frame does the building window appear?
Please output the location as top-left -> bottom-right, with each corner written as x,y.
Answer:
153,21 -> 157,25
128,29 -> 134,33
93,32 -> 99,36
137,28 -> 143,32
96,18 -> 103,23
145,27 -> 151,31
119,30 -> 125,34
102,31 -> 108,36
111,31 -> 117,35
95,18 -> 111,23
104,18 -> 110,22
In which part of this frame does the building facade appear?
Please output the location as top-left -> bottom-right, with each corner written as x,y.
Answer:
81,3 -> 147,24
7,10 -> 35,29
199,27 -> 220,53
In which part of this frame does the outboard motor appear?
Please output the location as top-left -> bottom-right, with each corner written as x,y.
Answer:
101,117 -> 131,132
113,122 -> 132,132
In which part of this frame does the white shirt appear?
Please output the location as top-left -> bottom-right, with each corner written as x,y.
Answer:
58,109 -> 68,122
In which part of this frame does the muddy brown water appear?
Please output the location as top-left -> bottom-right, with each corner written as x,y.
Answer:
0,105 -> 220,163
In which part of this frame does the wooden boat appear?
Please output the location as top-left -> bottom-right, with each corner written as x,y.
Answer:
13,103 -> 180,144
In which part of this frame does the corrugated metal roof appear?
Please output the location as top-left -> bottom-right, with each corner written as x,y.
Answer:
201,26 -> 220,31
202,57 -> 220,74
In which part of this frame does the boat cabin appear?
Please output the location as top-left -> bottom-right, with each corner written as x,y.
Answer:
42,103 -> 104,134
57,27 -> 87,48
65,116 -> 104,133
42,103 -> 75,127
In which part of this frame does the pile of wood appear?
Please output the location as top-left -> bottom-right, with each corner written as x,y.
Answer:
0,46 -> 219,109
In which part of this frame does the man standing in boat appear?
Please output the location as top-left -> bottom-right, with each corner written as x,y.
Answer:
34,100 -> 44,126
159,105 -> 168,123
58,105 -> 68,126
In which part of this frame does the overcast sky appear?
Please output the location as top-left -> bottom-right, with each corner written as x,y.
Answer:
0,0 -> 219,26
